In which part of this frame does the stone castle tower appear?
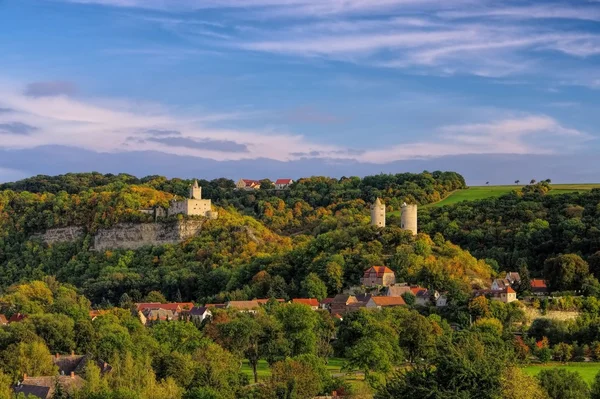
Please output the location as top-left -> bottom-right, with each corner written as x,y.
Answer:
370,198 -> 386,227
168,180 -> 218,219
401,202 -> 417,235
189,179 -> 201,199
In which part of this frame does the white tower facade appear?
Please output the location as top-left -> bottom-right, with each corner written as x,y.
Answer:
190,180 -> 202,199
401,202 -> 417,235
370,198 -> 386,227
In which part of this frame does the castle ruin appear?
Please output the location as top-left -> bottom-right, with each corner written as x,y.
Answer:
168,180 -> 218,219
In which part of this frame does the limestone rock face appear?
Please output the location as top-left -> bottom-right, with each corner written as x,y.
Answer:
39,221 -> 205,250
38,226 -> 85,244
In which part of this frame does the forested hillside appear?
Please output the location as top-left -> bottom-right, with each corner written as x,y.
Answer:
421,182 -> 600,277
0,171 -> 465,235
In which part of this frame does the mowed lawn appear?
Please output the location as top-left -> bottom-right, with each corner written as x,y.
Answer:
522,362 -> 600,384
241,357 -> 346,381
426,184 -> 600,208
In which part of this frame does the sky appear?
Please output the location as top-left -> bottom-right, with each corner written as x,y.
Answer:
1,0 -> 600,184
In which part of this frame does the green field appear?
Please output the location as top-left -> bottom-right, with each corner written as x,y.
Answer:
522,362 -> 600,384
426,184 -> 600,208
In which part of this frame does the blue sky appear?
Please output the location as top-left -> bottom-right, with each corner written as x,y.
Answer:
1,0 -> 600,184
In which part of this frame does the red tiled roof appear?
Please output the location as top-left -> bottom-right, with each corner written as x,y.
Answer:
8,313 -> 26,323
136,302 -> 194,312
292,298 -> 319,307
321,298 -> 334,304
241,179 -> 260,186
363,266 -> 394,278
371,296 -> 406,307
506,286 -> 516,294
275,179 -> 293,185
531,279 -> 547,288
410,286 -> 425,295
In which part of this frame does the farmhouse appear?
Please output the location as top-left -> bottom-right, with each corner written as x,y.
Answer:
361,266 -> 396,287
236,179 -> 261,190
275,179 -> 294,189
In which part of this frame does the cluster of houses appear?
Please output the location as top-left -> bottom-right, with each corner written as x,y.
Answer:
13,352 -> 112,399
236,178 -> 294,191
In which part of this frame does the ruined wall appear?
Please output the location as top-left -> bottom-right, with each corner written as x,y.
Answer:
39,220 -> 204,250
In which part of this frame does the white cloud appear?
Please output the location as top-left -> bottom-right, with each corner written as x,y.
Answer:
0,81 -> 592,164
358,115 -> 592,163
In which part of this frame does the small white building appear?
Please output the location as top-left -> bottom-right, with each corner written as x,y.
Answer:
275,179 -> 294,189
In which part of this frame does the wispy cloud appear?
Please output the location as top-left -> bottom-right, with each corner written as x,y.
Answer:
0,80 -> 592,164
24,81 -> 78,97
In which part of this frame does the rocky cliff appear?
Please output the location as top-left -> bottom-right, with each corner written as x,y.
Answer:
39,220 -> 205,250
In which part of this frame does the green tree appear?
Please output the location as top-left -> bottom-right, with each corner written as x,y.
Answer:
553,343 -> 573,363
399,313 -> 440,363
301,273 -> 328,301
144,291 -> 167,303
590,370 -> 600,399
538,369 -> 589,399
274,303 -> 319,356
543,254 -> 590,292
500,367 -> 548,399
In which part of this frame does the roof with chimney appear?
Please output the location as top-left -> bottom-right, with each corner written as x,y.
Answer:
14,374 -> 86,399
135,302 -> 194,313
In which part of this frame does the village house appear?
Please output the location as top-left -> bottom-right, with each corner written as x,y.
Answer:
14,373 -> 85,399
366,296 -> 406,309
274,179 -> 294,189
382,284 -> 413,297
319,298 -> 334,311
505,272 -> 521,285
292,298 -> 319,310
531,279 -> 549,295
236,179 -> 261,190
190,306 -> 212,323
361,266 -> 396,287
436,293 -> 449,307
330,294 -> 358,315
13,353 -> 111,399
226,300 -> 259,312
135,302 -> 194,325
412,287 -> 439,306
475,287 -> 517,303
491,278 -> 511,291
0,314 -> 8,326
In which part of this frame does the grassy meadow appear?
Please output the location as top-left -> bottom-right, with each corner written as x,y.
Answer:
521,362 -> 600,384
425,184 -> 600,208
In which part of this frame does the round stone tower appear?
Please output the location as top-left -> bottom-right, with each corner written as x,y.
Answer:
401,202 -> 417,235
370,198 -> 386,228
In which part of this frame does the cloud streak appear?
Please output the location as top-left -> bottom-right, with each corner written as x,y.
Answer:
0,81 -> 592,165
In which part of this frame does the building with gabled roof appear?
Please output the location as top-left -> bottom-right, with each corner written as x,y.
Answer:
275,179 -> 294,189
9,313 -> 26,323
236,179 -> 261,190
190,306 -> 212,322
14,373 -> 86,399
366,296 -> 406,309
0,314 -> 8,325
474,287 -> 517,303
330,294 -> 358,315
292,298 -> 319,310
361,266 -> 396,287
531,279 -> 549,295
505,272 -> 521,284
491,278 -> 511,291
